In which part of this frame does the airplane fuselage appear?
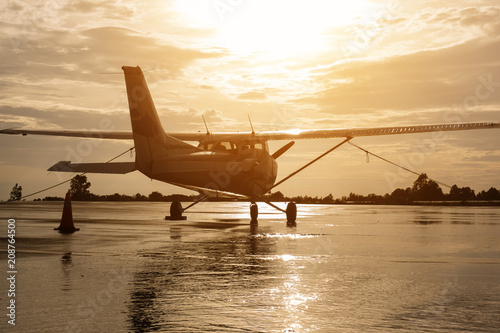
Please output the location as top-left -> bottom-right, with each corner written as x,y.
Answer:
139,139 -> 278,197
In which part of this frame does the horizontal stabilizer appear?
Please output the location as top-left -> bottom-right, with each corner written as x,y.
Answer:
48,161 -> 136,174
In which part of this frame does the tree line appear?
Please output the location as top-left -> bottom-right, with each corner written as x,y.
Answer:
7,173 -> 500,205
268,173 -> 500,205
267,174 -> 499,204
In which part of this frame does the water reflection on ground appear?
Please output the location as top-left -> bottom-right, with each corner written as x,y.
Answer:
128,225 -> 277,332
0,202 -> 499,332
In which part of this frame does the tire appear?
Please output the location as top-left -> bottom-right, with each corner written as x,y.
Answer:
250,203 -> 258,222
170,201 -> 183,219
286,202 -> 297,224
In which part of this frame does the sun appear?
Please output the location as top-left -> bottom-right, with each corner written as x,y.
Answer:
173,0 -> 382,60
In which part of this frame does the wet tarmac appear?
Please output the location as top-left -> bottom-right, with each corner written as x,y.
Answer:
1,202 -> 499,332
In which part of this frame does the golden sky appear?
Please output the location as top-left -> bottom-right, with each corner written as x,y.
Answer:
1,0 -> 500,199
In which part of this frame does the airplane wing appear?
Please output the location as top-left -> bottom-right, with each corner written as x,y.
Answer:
0,128 -> 133,139
152,121 -> 500,141
2,122 -> 499,141
255,122 -> 500,141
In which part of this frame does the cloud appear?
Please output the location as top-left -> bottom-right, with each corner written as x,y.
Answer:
434,6 -> 500,36
0,20 -> 223,131
79,26 -> 219,75
0,23 -> 220,80
0,106 -> 129,130
160,107 -> 236,132
1,1 -> 499,198
295,36 -> 500,114
237,90 -> 267,100
64,0 -> 136,20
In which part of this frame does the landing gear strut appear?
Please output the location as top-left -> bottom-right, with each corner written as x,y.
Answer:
261,137 -> 351,226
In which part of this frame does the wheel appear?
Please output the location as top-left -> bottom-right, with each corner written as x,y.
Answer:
286,202 -> 297,225
170,200 -> 183,220
250,203 -> 258,223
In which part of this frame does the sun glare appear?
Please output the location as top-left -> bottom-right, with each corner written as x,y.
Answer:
174,0 -> 381,60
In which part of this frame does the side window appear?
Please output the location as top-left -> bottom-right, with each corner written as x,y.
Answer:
199,141 -> 237,152
197,142 -> 215,150
215,141 -> 235,151
200,140 -> 267,153
237,140 -> 267,153
221,141 -> 235,150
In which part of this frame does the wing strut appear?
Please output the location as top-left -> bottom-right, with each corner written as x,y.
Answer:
267,137 -> 352,192
261,200 -> 286,213
182,194 -> 210,212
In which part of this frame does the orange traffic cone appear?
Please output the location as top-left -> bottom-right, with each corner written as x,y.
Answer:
54,191 -> 80,233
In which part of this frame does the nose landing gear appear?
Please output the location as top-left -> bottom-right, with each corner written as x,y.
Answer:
250,202 -> 258,224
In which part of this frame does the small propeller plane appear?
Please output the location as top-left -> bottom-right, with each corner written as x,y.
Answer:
2,66 -> 499,224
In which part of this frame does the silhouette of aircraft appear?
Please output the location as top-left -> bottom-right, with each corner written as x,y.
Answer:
2,66 -> 499,224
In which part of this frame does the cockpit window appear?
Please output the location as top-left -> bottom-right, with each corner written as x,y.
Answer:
238,140 -> 267,152
198,140 -> 267,154
254,142 -> 264,150
214,141 -> 236,151
198,141 -> 236,152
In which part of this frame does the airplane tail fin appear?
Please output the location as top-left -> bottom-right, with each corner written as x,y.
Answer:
122,66 -> 197,173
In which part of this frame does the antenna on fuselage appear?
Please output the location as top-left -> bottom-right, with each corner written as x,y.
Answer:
248,114 -> 255,136
202,115 -> 210,135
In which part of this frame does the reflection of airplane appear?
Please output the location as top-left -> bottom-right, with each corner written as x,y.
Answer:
2,66 -> 499,224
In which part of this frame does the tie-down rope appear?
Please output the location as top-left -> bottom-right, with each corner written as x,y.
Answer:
348,141 -> 452,189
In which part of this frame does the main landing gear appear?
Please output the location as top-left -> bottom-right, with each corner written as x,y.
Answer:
165,195 -> 210,220
165,199 -> 297,226
165,200 -> 187,220
285,202 -> 297,227
250,201 -> 297,226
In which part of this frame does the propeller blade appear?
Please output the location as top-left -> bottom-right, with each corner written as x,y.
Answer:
272,141 -> 295,159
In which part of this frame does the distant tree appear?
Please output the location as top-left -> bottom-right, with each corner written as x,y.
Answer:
412,173 -> 429,193
70,175 -> 92,200
477,187 -> 500,201
448,185 -> 476,201
367,193 -> 384,204
347,192 -> 358,202
123,194 -> 134,201
411,174 -> 444,201
322,193 -> 334,203
107,193 -> 124,201
268,191 -> 285,201
388,188 -> 411,204
462,187 -> 476,200
42,196 -> 64,201
9,183 -> 22,201
148,191 -> 164,201
170,194 -> 191,202
134,193 -> 148,201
